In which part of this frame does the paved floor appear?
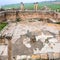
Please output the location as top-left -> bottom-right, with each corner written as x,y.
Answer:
1,21 -> 60,44
0,21 -> 60,59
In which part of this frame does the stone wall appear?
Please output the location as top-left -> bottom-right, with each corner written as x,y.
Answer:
0,10 -> 60,22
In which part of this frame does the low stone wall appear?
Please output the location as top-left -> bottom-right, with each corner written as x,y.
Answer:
0,10 -> 59,22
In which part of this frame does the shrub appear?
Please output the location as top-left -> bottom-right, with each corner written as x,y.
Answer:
16,18 -> 22,22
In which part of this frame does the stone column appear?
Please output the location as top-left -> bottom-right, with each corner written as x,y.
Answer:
35,2 -> 38,11
34,3 -> 36,10
20,2 -> 24,11
34,2 -> 38,11
0,35 -> 5,60
5,36 -> 12,60
0,56 -> 1,60
0,35 -> 5,44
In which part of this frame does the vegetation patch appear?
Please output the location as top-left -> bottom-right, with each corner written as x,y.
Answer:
16,18 -> 22,22
0,22 -> 7,31
2,2 -> 60,11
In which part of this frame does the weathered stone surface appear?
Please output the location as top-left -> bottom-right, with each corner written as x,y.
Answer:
0,10 -> 60,22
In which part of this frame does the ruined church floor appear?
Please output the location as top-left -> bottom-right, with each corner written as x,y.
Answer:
0,21 -> 60,60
